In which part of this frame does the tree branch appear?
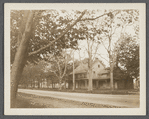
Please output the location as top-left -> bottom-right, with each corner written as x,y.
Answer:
92,42 -> 100,60
100,38 -> 109,52
77,50 -> 88,71
93,53 -> 109,63
28,10 -> 86,56
49,69 -> 59,79
61,58 -> 67,79
80,10 -> 117,21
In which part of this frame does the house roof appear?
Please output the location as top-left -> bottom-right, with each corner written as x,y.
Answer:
70,63 -> 88,74
93,58 -> 106,68
70,58 -> 106,75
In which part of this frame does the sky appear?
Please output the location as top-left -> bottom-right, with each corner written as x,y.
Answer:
73,40 -> 109,66
73,24 -> 137,67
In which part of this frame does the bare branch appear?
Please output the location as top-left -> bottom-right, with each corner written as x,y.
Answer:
92,42 -> 100,60
111,26 -> 119,36
77,50 -> 88,71
49,69 -> 59,79
100,39 -> 109,52
61,57 -> 67,79
61,50 -> 69,78
86,36 -> 90,57
93,53 -> 109,63
80,10 -> 117,21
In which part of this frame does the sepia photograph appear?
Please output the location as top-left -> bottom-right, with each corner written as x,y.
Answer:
4,3 -> 146,115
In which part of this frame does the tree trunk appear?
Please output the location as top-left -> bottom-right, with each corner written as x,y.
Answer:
52,81 -> 53,89
64,79 -> 66,89
88,68 -> 93,91
11,11 -> 34,108
85,80 -> 88,89
32,80 -> 34,88
41,79 -> 43,88
59,78 -> 62,90
68,81 -> 70,89
53,83 -> 55,88
110,58 -> 114,90
72,52 -> 75,91
96,80 -> 99,89
38,80 -> 40,88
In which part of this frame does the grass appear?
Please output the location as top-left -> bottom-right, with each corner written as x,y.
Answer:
15,93 -> 47,108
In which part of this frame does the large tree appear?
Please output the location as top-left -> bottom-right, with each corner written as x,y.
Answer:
11,11 -> 34,108
117,34 -> 139,80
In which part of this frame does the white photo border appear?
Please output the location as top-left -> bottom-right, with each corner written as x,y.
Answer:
4,3 -> 146,115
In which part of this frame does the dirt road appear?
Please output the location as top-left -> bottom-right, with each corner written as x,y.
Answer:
18,89 -> 140,108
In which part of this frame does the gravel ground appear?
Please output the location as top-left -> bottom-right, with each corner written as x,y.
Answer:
16,92 -> 125,108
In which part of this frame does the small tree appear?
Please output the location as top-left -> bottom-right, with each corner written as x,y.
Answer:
46,50 -> 73,90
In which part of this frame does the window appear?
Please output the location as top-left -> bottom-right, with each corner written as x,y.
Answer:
98,64 -> 100,68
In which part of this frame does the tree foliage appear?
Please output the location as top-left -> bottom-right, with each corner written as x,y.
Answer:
20,60 -> 48,88
10,10 -> 87,65
117,34 -> 139,79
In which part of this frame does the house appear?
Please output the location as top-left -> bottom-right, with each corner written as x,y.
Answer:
67,58 -> 134,90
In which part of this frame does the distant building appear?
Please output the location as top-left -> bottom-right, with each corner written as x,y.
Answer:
68,58 -> 134,90
133,78 -> 140,89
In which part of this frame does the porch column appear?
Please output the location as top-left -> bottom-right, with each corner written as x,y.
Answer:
115,82 -> 118,89
52,81 -> 53,89
46,79 -> 48,88
54,83 -> 55,88
96,80 -> 99,89
78,80 -> 80,89
68,81 -> 70,89
75,81 -> 77,89
64,80 -> 66,89
76,81 -> 79,89
80,80 -> 82,89
85,80 -> 88,88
